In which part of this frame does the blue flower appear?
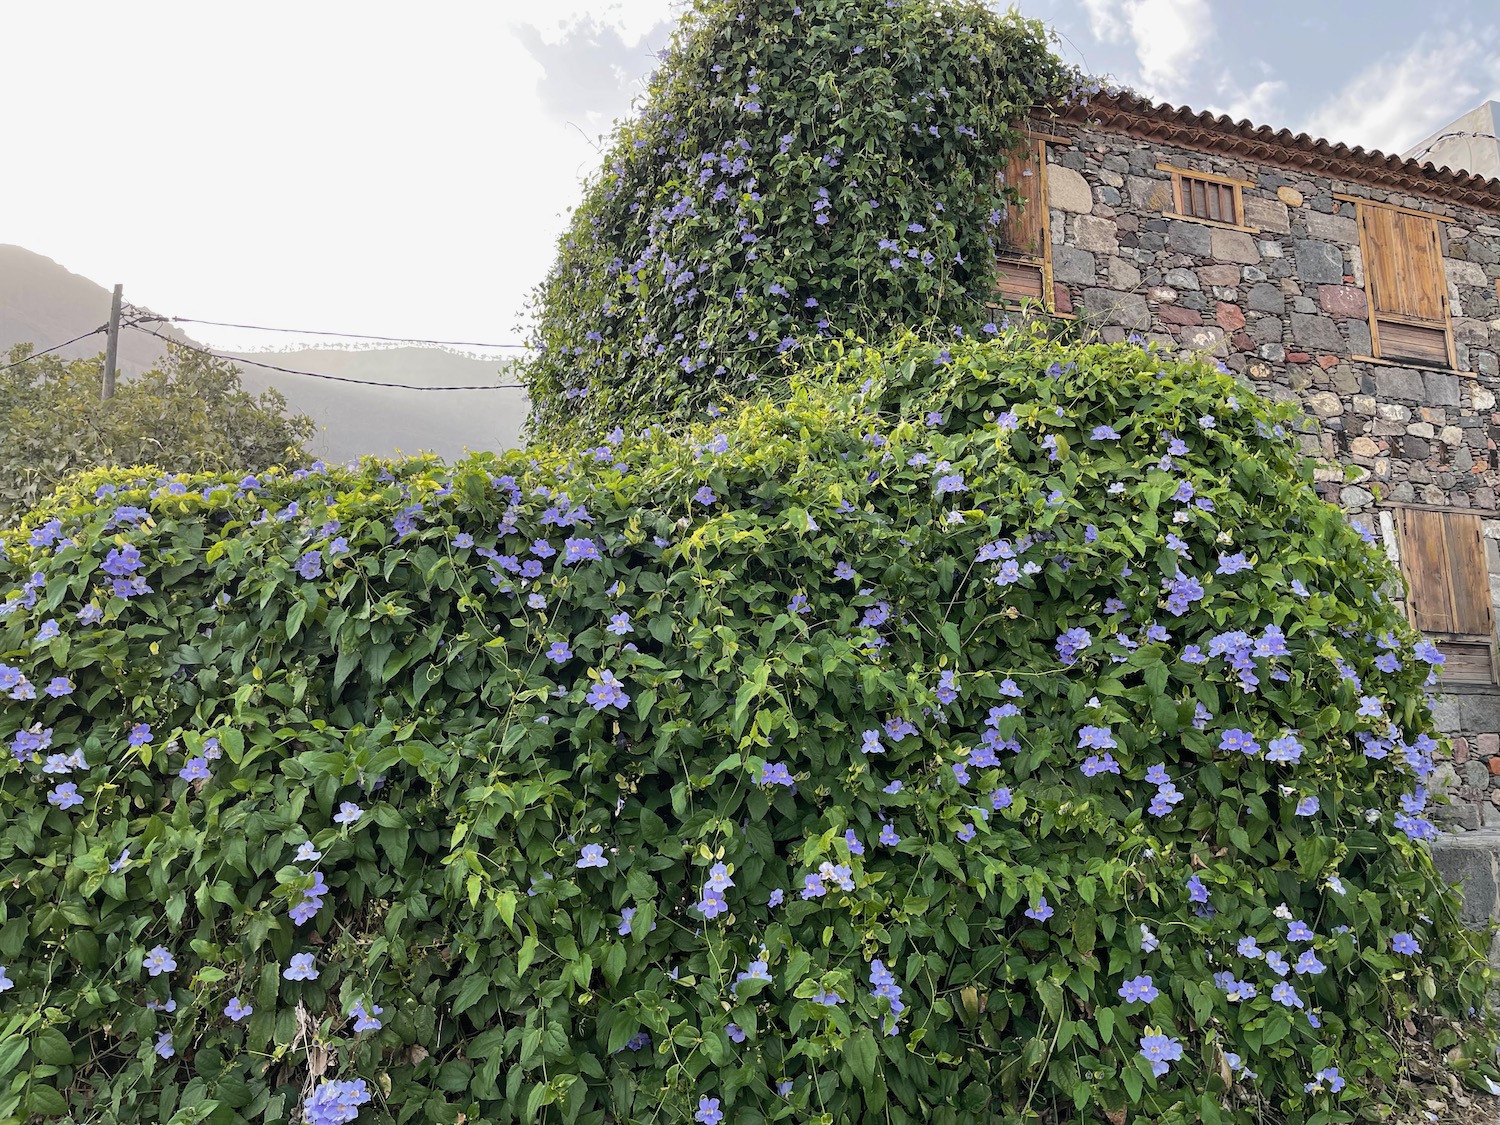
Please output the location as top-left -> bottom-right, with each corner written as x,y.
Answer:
1295,795 -> 1319,816
1117,975 -> 1159,1003
224,996 -> 253,1022
586,670 -> 630,711
154,1031 -> 175,1059
1091,425 -> 1121,441
546,641 -> 573,664
109,848 -> 131,872
453,533 -> 475,549
1304,1066 -> 1345,1094
695,1097 -> 723,1125
607,612 -> 633,636
576,844 -> 609,869
178,757 -> 211,783
1024,897 -> 1053,922
694,486 -> 718,505
283,953 -> 319,981
563,537 -> 600,563
128,723 -> 153,748
333,802 -> 363,825
1138,1032 -> 1182,1077
143,946 -> 177,976
296,551 -> 323,580
726,1023 -> 746,1043
350,999 -> 384,1032
48,783 -> 83,810
1185,875 -> 1208,904
1391,931 -> 1421,955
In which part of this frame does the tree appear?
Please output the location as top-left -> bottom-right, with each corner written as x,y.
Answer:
522,0 -> 1089,437
0,341 -> 314,523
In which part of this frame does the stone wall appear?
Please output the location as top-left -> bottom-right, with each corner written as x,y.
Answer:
1040,120 -> 1500,823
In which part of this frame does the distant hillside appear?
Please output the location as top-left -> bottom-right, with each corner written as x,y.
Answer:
222,346 -> 527,463
0,244 -> 531,464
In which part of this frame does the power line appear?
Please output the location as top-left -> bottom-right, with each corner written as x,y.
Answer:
129,313 -> 531,351
0,325 -> 109,373
125,322 -> 530,392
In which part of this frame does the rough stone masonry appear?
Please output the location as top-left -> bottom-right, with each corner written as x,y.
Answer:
1035,97 -> 1500,828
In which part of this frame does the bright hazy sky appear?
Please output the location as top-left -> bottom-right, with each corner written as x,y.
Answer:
3,0 -> 1498,353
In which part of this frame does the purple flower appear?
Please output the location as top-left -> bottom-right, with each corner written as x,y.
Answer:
1271,981 -> 1303,1009
1186,875 -> 1208,904
586,670 -> 630,711
1215,552 -> 1251,575
695,1098 -> 723,1125
44,676 -> 73,697
143,945 -> 177,976
154,1031 -> 175,1059
1219,729 -> 1260,755
576,844 -> 609,869
1080,753 -> 1121,777
563,537 -> 600,564
453,533 -> 475,549
1391,931 -> 1421,955
296,551 -> 323,580
48,783 -> 83,810
350,999 -> 384,1032
1305,1067 -> 1345,1094
1287,921 -> 1314,942
879,824 -> 901,846
1138,1033 -> 1182,1077
1118,975 -> 1159,1003
224,996 -> 253,1022
178,757 -> 211,783
935,473 -> 967,495
1024,897 -> 1053,922
694,486 -> 718,506
283,953 -> 318,981
1295,796 -> 1319,816
35,619 -> 59,642
1091,425 -> 1121,441
110,848 -> 131,872
1077,725 -> 1116,750
333,802 -> 363,825
305,1079 -> 371,1123
726,1023 -> 746,1043
546,641 -> 573,664
128,723 -> 153,748
607,612 -> 633,636
767,888 -> 785,908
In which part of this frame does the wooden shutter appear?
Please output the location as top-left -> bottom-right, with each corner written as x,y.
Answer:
995,137 -> 1052,310
1001,139 -> 1047,258
1177,174 -> 1241,225
1358,202 -> 1454,367
1396,506 -> 1497,683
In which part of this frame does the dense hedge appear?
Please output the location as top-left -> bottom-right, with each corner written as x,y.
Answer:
522,0 -> 1087,436
0,332 -> 1493,1124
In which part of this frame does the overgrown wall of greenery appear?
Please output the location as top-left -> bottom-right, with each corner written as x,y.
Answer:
522,0 -> 1086,437
0,334 -> 1493,1125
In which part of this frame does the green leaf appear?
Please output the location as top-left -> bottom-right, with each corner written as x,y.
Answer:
31,1027 -> 74,1066
844,1027 -> 878,1087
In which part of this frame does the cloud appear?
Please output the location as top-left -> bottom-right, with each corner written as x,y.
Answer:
1302,31 -> 1500,153
513,14 -> 675,129
1079,0 -> 1213,97
1206,77 -> 1286,126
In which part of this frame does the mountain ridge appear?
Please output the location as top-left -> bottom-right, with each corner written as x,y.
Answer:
0,244 -> 530,463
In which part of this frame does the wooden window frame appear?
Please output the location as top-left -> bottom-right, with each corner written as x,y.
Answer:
1392,504 -> 1499,685
1353,198 -> 1457,369
1157,164 -> 1255,232
995,134 -> 1054,313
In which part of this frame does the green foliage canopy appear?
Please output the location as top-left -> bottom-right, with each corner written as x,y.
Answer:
522,0 -> 1087,436
0,342 -> 313,525
0,333 -> 1492,1124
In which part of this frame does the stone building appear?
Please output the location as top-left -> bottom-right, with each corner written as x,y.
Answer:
999,93 -> 1500,826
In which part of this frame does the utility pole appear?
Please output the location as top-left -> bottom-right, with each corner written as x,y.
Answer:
101,284 -> 122,401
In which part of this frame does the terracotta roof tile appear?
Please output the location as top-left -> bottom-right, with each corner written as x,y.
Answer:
1057,92 -> 1500,213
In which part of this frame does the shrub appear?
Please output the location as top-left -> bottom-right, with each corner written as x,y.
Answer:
0,342 -> 313,527
521,0 -> 1088,437
0,332 -> 1494,1125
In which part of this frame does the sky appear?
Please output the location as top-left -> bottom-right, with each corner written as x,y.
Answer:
2,0 -> 1498,355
